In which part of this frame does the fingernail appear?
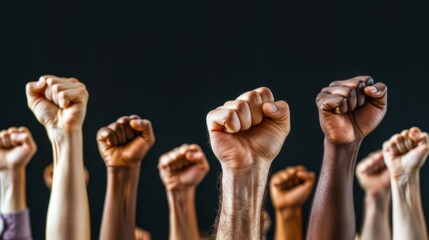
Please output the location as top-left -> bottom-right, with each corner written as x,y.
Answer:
268,103 -> 277,113
367,86 -> 377,93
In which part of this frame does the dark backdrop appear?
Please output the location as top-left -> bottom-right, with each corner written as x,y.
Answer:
1,1 -> 428,239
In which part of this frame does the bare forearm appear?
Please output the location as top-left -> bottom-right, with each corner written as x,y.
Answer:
167,188 -> 199,240
100,167 -> 140,240
46,131 -> 90,240
274,208 -> 302,240
307,139 -> 361,240
0,168 -> 26,213
216,167 -> 269,240
391,174 -> 428,240
360,192 -> 391,240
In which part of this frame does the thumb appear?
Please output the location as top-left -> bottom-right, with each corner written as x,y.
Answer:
26,78 -> 46,107
363,82 -> 387,108
262,100 -> 290,135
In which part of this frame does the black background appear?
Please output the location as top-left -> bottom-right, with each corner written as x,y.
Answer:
1,1 -> 429,239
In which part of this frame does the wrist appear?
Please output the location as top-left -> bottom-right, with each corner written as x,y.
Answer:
167,187 -> 196,206
275,207 -> 302,221
391,172 -> 420,189
47,127 -> 82,142
0,167 -> 27,213
365,191 -> 390,210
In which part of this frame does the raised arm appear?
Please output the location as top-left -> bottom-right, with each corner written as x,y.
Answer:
307,76 -> 387,240
383,127 -> 428,240
270,166 -> 315,240
0,127 -> 36,240
356,150 -> 391,240
97,115 -> 155,240
158,144 -> 209,240
26,75 -> 90,240
206,87 -> 290,240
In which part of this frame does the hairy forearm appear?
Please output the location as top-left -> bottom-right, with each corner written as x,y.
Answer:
0,167 -> 27,213
167,188 -> 199,240
216,166 -> 269,240
360,192 -> 391,240
46,130 -> 90,240
391,174 -> 428,240
274,208 -> 302,240
100,167 -> 140,240
307,139 -> 361,240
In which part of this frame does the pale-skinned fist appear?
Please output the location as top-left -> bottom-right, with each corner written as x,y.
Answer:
97,115 -> 155,168
26,75 -> 89,134
269,166 -> 315,210
316,76 -> 387,144
356,150 -> 390,195
382,127 -> 429,179
206,87 -> 290,171
0,127 -> 37,170
158,144 -> 209,191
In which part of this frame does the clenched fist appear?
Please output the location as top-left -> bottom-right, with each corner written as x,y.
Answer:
26,75 -> 89,134
356,150 -> 390,195
382,127 -> 429,178
158,144 -> 209,191
207,87 -> 290,171
0,127 -> 37,170
316,76 -> 387,144
269,166 -> 315,209
97,115 -> 155,168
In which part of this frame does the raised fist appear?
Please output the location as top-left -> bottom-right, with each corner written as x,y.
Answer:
158,144 -> 209,190
43,163 -> 90,189
206,87 -> 290,171
383,127 -> 429,178
269,166 -> 315,209
26,75 -> 89,133
97,115 -> 155,168
0,127 -> 37,170
316,76 -> 387,144
356,150 -> 390,195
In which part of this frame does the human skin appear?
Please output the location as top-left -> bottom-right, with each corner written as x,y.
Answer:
355,150 -> 391,240
158,144 -> 209,240
43,163 -> 89,189
97,115 -> 155,240
307,76 -> 387,240
270,166 -> 315,240
26,75 -> 90,240
206,87 -> 290,240
382,127 -> 428,240
0,127 -> 37,214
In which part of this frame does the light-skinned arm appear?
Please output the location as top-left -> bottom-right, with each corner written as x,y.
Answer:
0,127 -> 36,240
383,127 -> 428,240
97,115 -> 155,240
356,150 -> 391,240
206,87 -> 290,240
26,75 -> 90,240
158,144 -> 209,240
307,76 -> 388,240
270,166 -> 315,240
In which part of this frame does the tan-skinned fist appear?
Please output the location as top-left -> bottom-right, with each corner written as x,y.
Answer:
0,127 -> 37,170
206,87 -> 290,171
356,150 -> 390,195
26,75 -> 89,134
97,115 -> 155,168
269,166 -> 316,210
316,76 -> 387,144
158,144 -> 209,191
382,127 -> 429,179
